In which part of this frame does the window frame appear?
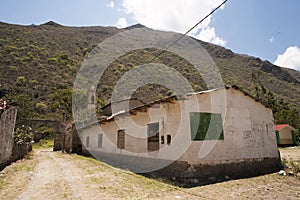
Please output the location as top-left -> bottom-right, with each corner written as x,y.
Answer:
190,112 -> 224,141
117,129 -> 125,149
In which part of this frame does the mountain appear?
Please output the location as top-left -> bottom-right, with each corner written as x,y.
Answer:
0,21 -> 299,127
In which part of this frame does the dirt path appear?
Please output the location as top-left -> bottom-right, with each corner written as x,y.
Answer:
10,150 -> 192,200
1,147 -> 300,200
16,150 -> 88,200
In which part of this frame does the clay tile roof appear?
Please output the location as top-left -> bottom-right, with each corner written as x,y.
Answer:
274,124 -> 289,131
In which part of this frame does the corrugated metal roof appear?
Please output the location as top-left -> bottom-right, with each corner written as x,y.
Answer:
274,124 -> 290,131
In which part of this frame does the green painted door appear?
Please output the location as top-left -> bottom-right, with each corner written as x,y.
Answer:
275,131 -> 280,145
291,131 -> 297,145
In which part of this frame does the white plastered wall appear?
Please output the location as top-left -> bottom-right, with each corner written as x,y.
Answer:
79,88 -> 279,164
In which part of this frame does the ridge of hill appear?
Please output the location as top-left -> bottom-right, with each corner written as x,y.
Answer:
0,21 -> 299,127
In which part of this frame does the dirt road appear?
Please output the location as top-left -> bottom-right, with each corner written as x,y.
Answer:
0,147 -> 300,200
1,150 -> 195,199
16,150 -> 91,200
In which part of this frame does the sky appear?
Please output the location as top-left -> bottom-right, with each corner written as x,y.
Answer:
0,0 -> 299,71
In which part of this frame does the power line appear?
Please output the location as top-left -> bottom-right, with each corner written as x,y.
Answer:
150,0 -> 228,62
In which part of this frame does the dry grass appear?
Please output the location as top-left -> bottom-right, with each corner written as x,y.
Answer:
0,151 -> 38,200
0,147 -> 299,199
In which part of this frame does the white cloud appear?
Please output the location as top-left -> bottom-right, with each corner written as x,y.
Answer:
115,17 -> 128,28
121,0 -> 226,46
274,46 -> 300,71
106,1 -> 115,8
269,36 -> 274,43
196,26 -> 227,46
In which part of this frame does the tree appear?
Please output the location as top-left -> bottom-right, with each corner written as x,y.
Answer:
49,89 -> 73,120
49,88 -> 87,120
5,93 -> 34,119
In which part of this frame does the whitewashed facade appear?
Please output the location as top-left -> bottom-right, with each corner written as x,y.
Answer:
76,87 -> 281,180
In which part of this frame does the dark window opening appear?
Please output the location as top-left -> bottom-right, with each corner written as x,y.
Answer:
117,129 -> 125,149
161,136 -> 164,144
190,112 -> 224,141
86,136 -> 90,148
90,95 -> 95,104
98,134 -> 103,148
147,122 -> 159,151
167,134 -> 171,145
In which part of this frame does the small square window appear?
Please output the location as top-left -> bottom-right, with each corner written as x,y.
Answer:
190,112 -> 224,141
86,136 -> 90,147
167,135 -> 171,145
98,134 -> 103,148
161,136 -> 165,144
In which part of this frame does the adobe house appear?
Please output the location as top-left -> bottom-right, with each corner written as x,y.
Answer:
74,86 -> 281,181
274,124 -> 297,147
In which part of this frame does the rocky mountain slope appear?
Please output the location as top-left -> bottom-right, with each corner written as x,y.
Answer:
0,21 -> 299,127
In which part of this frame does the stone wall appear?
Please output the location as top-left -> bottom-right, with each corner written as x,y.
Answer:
0,107 -> 32,171
152,157 -> 281,185
9,143 -> 32,164
17,119 -> 65,151
53,122 -> 83,153
17,119 -> 65,134
0,107 -> 17,169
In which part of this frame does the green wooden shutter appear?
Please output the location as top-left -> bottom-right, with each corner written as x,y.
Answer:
291,131 -> 297,145
275,131 -> 280,145
190,112 -> 224,141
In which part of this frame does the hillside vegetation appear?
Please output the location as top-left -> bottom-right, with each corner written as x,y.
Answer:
0,21 -> 299,128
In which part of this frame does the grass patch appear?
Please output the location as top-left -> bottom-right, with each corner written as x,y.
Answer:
288,160 -> 300,173
0,151 -> 37,197
32,139 -> 54,149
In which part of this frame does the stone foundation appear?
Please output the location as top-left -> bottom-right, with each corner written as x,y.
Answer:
153,157 -> 282,184
86,150 -> 281,185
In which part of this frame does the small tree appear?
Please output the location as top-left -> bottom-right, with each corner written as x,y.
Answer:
49,89 -> 73,120
5,93 -> 34,119
36,126 -> 54,139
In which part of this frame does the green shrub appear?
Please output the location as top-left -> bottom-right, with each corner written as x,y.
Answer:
290,161 -> 300,173
35,102 -> 48,113
29,79 -> 38,84
24,31 -> 30,36
14,125 -> 34,145
114,68 -> 120,75
9,66 -> 19,71
16,76 -> 26,85
60,54 -> 68,60
18,46 -> 27,51
21,56 -> 32,62
36,126 -> 54,139
13,57 -> 23,63
119,64 -> 127,71
46,57 -> 58,63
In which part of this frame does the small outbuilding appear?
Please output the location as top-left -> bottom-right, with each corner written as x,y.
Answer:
274,124 -> 297,147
